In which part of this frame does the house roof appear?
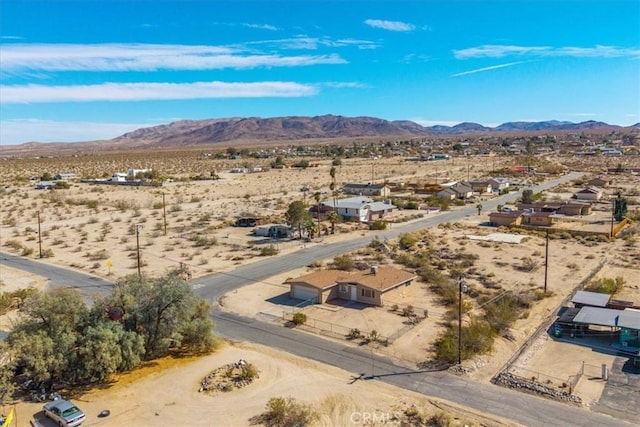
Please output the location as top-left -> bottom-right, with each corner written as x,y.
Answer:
451,183 -> 473,193
288,270 -> 350,290
573,307 -> 640,330
289,266 -> 416,292
572,290 -> 610,307
576,186 -> 603,194
344,183 -> 388,189
489,211 -> 521,218
321,197 -> 395,212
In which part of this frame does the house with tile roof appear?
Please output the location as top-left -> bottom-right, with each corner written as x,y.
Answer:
288,266 -> 417,306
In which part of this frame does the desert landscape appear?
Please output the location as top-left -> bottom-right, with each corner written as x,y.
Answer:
1,146 -> 639,426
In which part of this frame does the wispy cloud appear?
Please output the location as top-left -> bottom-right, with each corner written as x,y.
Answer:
364,19 -> 415,32
0,119 -> 157,145
454,44 -> 640,59
243,23 -> 278,31
244,36 -> 379,51
451,61 -> 528,77
1,35 -> 23,40
0,43 -> 346,73
0,81 -> 319,103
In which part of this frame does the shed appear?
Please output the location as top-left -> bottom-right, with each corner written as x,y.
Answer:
572,291 -> 611,308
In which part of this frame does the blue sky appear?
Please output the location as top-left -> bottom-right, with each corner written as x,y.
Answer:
1,0 -> 639,145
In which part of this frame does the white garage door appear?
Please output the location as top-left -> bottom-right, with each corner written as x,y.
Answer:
292,285 -> 317,302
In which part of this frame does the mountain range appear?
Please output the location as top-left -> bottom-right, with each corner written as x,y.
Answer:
3,115 -> 639,154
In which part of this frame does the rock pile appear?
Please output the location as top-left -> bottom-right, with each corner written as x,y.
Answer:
199,360 -> 258,394
492,372 -> 582,405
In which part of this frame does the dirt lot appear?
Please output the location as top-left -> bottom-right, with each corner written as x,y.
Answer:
2,153 -> 639,423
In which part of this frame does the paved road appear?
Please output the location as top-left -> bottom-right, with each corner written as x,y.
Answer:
5,172 -> 632,426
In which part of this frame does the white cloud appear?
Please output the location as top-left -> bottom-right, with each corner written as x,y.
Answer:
364,19 -> 415,32
0,119 -> 157,145
454,44 -> 640,59
0,43 -> 346,73
244,36 -> 379,51
451,61 -> 528,77
0,81 -> 319,103
243,23 -> 278,31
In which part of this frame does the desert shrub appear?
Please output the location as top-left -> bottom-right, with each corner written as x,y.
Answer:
253,396 -> 317,427
259,245 -> 279,256
21,247 -> 34,256
239,363 -> 259,381
434,320 -> 495,363
346,328 -> 361,340
332,254 -> 354,271
429,411 -> 454,427
484,296 -> 521,333
516,257 -> 539,272
369,219 -> 388,230
585,276 -> 625,295
291,312 -> 307,326
401,305 -> 415,317
398,233 -> 418,250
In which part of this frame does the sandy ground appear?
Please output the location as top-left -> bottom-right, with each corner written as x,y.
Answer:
2,155 -> 639,422
5,342 -> 516,427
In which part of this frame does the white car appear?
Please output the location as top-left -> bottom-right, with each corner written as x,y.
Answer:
43,399 -> 86,427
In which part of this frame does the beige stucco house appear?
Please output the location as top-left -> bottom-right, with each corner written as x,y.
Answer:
288,266 -> 417,307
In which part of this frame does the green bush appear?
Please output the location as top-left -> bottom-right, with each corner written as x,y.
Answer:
259,244 -> 279,256
291,312 -> 307,326
435,320 -> 495,363
332,254 -> 355,271
369,219 -> 388,230
398,233 -> 418,250
585,276 -> 625,295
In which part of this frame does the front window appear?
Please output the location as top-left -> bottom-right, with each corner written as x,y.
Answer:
360,288 -> 374,298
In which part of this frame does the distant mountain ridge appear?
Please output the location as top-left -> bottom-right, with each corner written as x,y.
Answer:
2,115 -> 636,154
109,115 -> 631,147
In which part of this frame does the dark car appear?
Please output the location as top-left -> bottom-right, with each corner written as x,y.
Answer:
43,399 -> 86,427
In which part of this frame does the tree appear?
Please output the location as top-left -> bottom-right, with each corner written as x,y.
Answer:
313,191 -> 322,236
614,192 -> 628,221
521,189 -> 535,204
476,203 -> 483,215
285,200 -> 309,239
327,211 -> 340,235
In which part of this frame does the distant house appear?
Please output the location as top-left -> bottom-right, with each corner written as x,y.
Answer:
575,187 -> 604,201
516,202 -> 592,216
436,188 -> 457,200
319,197 -> 395,223
288,266 -> 417,306
587,176 -> 614,188
35,181 -> 56,190
108,173 -> 128,182
488,177 -> 510,193
449,183 -> 473,199
229,167 -> 248,174
521,211 -> 554,227
465,180 -> 493,195
53,173 -> 77,180
489,211 -> 522,227
253,224 -> 292,238
343,183 -> 391,197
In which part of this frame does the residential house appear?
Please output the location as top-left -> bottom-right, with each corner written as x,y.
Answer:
35,181 -> 56,190
319,197 -> 396,223
516,202 -> 592,216
488,177 -> 510,193
489,211 -> 522,227
587,176 -> 614,188
343,183 -> 391,197
127,168 -> 152,178
574,187 -> 604,201
108,173 -> 128,182
288,266 -> 417,306
53,173 -> 77,180
253,224 -> 292,238
449,182 -> 473,199
465,180 -> 493,195
521,211 -> 554,227
436,187 -> 457,200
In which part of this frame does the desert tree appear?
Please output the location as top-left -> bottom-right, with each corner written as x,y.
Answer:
285,200 -> 310,239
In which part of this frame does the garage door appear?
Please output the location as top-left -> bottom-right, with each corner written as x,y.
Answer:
292,285 -> 317,302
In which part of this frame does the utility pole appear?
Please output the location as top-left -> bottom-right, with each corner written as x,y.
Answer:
371,162 -> 375,184
136,224 -> 143,278
610,197 -> 615,237
37,210 -> 43,258
162,192 -> 167,236
467,163 -> 470,182
544,229 -> 549,293
458,276 -> 466,365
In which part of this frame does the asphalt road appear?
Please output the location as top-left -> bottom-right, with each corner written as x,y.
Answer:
4,171 -> 633,426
